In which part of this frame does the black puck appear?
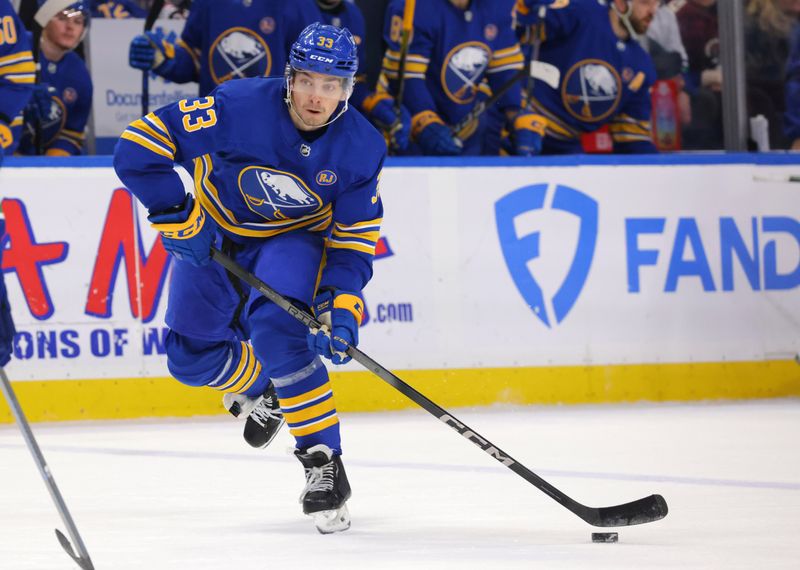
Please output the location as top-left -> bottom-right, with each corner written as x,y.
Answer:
591,532 -> 618,543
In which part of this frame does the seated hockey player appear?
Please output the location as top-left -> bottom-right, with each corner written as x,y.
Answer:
316,0 -> 411,150
114,22 -> 385,533
380,0 -> 542,156
515,0 -> 659,154
17,0 -> 92,156
0,0 -> 35,159
127,0 -> 320,97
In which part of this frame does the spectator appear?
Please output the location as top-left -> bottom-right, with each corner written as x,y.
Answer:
0,0 -> 35,160
640,1 -> 691,127
785,22 -> 800,149
127,0 -> 320,98
380,0 -> 535,156
17,0 -> 93,156
676,0 -> 722,148
516,0 -> 659,154
745,0 -> 800,149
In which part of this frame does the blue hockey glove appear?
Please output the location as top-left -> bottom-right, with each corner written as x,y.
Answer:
0,219 -> 15,367
416,119 -> 463,156
363,93 -> 411,150
512,112 -> 546,156
148,194 -> 215,266
307,289 -> 364,365
22,83 -> 56,124
129,32 -> 172,71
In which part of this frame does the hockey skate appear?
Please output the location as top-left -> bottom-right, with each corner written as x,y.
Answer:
295,444 -> 352,534
223,383 -> 285,449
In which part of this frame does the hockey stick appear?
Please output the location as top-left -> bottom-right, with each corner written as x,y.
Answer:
31,14 -> 44,155
0,367 -> 94,569
386,0 -> 416,153
210,248 -> 668,527
141,0 -> 166,116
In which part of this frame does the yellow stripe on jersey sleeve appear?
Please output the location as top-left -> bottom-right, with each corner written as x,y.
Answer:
120,130 -> 176,159
0,61 -> 37,76
0,51 -> 33,66
130,118 -> 176,153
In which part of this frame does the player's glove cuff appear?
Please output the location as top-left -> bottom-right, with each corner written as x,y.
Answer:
514,112 -> 547,136
411,110 -> 446,140
149,194 -> 206,239
149,194 -> 214,266
362,92 -> 392,115
0,122 -> 12,151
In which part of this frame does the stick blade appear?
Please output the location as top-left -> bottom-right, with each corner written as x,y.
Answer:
589,494 -> 669,527
55,529 -> 94,570
529,61 -> 561,89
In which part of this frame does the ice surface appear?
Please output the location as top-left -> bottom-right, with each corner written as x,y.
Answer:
1,400 -> 799,569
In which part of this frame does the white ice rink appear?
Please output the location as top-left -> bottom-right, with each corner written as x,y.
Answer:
1,399 -> 799,569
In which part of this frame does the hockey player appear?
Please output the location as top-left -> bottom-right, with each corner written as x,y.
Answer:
16,0 -> 92,156
515,0 -> 659,154
128,0 -> 320,97
316,0 -> 410,149
114,23 -> 384,533
0,0 -> 35,159
380,0 -> 540,156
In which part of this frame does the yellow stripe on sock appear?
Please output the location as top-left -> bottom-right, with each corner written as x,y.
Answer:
284,397 -> 335,424
279,383 -> 332,409
289,414 -> 339,437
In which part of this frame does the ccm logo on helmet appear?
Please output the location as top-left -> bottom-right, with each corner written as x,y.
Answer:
309,54 -> 335,63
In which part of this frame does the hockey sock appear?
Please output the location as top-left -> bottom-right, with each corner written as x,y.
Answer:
272,357 -> 342,454
166,333 -> 270,397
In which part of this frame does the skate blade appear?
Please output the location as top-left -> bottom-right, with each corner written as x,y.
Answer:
311,503 -> 350,534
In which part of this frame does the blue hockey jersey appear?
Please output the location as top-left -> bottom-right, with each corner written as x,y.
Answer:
517,0 -> 657,153
153,0 -> 320,97
92,0 -> 149,19
17,51 -> 93,156
381,0 -> 524,144
114,77 -> 386,293
0,0 -> 35,155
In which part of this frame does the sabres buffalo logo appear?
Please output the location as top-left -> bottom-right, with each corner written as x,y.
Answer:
209,27 -> 272,85
561,59 -> 622,123
238,166 -> 321,220
442,41 -> 490,105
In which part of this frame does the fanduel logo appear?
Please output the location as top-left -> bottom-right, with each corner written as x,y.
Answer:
495,184 -> 598,328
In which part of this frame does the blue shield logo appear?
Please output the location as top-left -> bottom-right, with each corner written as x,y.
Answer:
495,184 -> 598,328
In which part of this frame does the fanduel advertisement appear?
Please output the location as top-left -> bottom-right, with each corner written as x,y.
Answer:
0,161 -> 798,381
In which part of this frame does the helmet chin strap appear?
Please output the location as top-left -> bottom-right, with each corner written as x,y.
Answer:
284,74 -> 351,130
612,0 -> 639,40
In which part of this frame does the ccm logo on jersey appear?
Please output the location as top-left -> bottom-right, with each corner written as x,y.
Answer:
309,54 -> 335,63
